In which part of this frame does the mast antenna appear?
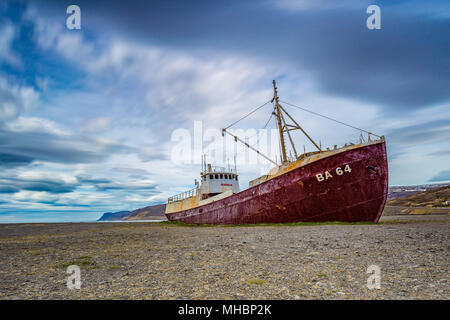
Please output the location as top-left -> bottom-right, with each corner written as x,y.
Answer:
271,80 -> 322,164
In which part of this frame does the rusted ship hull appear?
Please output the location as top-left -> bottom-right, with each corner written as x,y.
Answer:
166,141 -> 388,224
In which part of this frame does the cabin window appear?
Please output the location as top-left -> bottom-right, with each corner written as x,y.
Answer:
215,174 -> 218,179
225,174 -> 228,179
236,175 -> 238,180
210,174 -> 214,179
220,174 -> 223,179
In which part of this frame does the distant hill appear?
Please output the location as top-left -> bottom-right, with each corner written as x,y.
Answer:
97,211 -> 133,221
97,204 -> 166,221
387,185 -> 450,207
126,204 -> 166,220
387,183 -> 449,200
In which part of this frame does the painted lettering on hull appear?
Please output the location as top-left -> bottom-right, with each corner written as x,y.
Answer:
316,165 -> 352,182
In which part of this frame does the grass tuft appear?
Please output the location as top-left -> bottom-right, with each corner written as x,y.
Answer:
77,255 -> 92,259
60,255 -> 97,269
246,278 -> 266,285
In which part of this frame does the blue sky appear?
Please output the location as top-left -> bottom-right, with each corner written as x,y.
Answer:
0,0 -> 449,222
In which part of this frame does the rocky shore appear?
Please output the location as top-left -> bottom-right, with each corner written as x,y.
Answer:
0,214 -> 447,299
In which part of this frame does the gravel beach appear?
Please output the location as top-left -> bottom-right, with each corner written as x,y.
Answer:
0,214 -> 448,300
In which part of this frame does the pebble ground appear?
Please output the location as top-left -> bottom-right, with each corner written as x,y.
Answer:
0,214 -> 447,299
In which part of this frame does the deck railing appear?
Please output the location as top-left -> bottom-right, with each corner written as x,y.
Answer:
167,187 -> 198,204
202,166 -> 237,174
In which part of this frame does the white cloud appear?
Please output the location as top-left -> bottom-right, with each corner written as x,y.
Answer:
270,0 -> 368,12
5,116 -> 68,135
12,190 -> 58,202
0,22 -> 22,68
35,76 -> 49,91
15,170 -> 78,185
27,9 -> 274,130
0,77 -> 39,122
270,0 -> 450,19
80,116 -> 112,133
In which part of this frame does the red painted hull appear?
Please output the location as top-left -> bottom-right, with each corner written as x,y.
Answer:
166,141 -> 388,224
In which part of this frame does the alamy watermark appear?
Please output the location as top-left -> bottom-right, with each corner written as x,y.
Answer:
366,265 -> 381,289
366,5 -> 381,30
170,120 -> 284,169
66,5 -> 81,30
66,265 -> 81,289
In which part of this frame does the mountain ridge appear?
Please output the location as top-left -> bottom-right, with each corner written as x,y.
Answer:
97,204 -> 166,221
387,185 -> 450,207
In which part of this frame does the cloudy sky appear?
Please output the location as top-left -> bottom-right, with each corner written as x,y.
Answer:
0,0 -> 449,222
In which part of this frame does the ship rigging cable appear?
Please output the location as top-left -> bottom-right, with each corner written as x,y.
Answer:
227,105 -> 276,162
279,100 -> 381,138
224,100 -> 272,130
243,104 -> 276,154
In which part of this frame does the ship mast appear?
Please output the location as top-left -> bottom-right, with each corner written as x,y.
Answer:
272,80 -> 288,163
272,80 -> 322,164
